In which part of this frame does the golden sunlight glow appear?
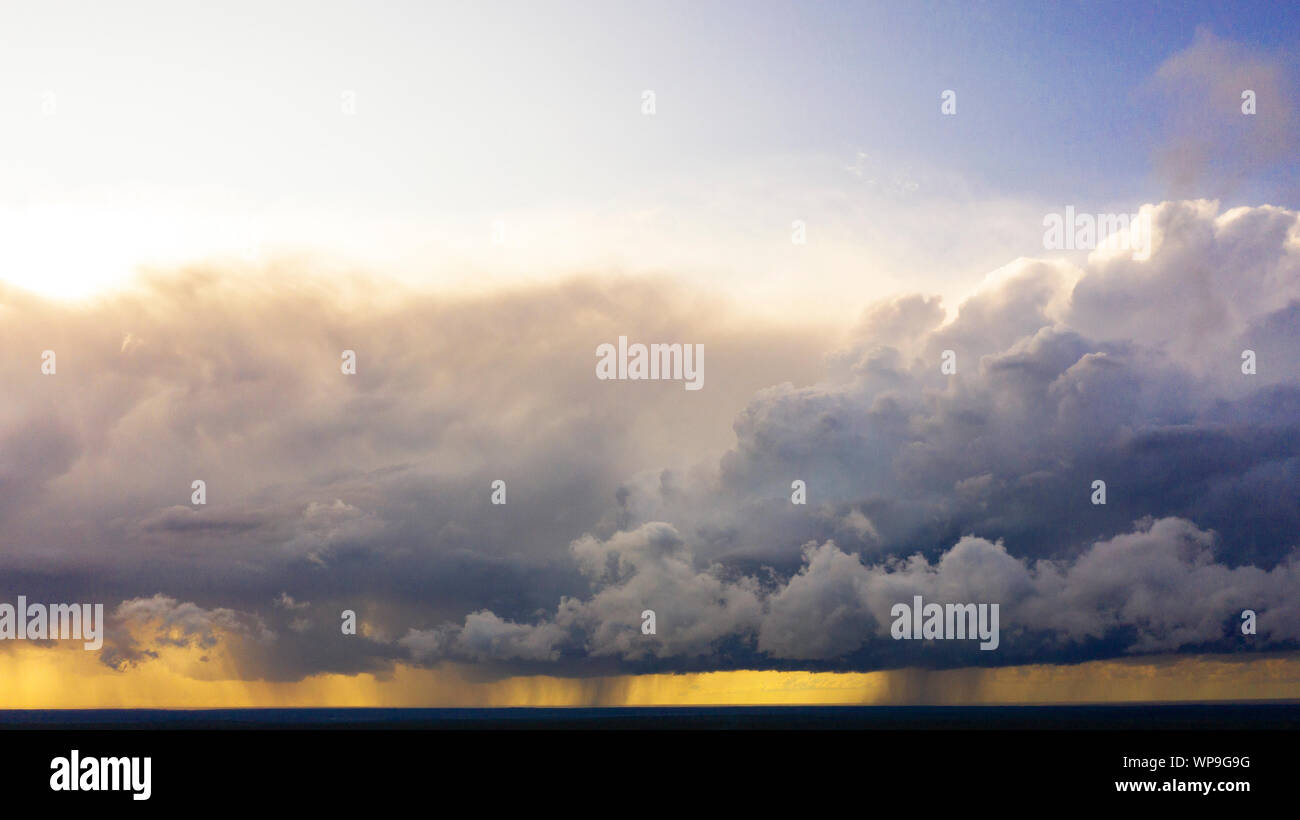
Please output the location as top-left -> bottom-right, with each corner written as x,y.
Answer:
3,642 -> 1297,709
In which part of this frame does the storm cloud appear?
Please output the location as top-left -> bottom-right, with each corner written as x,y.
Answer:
2,199 -> 1298,681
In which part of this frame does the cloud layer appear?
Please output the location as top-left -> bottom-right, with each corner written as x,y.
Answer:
2,199 -> 1298,681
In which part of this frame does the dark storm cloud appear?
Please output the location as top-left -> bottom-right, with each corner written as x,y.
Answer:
2,200 -> 1298,681
0,272 -> 829,680
397,199 -> 1299,675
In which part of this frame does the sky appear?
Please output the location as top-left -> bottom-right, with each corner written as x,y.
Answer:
3,1 -> 1297,310
0,1 -> 1298,707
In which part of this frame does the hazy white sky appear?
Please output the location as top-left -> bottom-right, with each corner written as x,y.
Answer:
1,1 -> 1294,316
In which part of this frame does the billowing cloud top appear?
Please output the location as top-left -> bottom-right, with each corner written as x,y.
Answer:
2,199 -> 1298,682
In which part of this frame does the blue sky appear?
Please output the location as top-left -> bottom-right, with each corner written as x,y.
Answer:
596,0 -> 1300,204
1,1 -> 1296,309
